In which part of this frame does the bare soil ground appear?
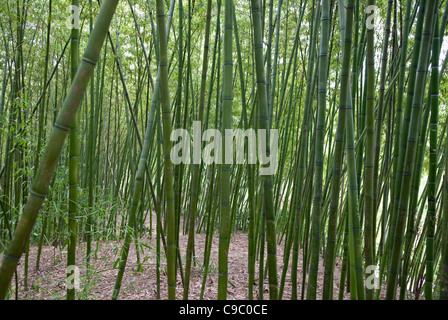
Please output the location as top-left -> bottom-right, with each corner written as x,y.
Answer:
11,218 -> 379,300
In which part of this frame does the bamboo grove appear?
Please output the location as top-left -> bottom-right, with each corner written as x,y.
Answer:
0,0 -> 448,300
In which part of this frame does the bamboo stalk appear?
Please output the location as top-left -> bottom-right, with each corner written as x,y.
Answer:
0,0 -> 119,300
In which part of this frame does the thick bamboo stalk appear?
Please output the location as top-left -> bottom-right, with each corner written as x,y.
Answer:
308,0 -> 330,300
425,10 -> 439,300
250,0 -> 278,300
364,0 -> 376,301
218,0 -> 234,300
67,0 -> 79,301
0,0 -> 119,300
154,0 -> 176,300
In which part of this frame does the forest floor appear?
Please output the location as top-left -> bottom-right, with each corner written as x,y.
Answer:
11,216 -> 387,300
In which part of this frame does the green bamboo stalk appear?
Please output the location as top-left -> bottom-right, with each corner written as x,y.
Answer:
289,1 -> 318,300
183,0 -> 212,300
379,0 -> 418,300
0,0 -> 119,300
373,0 -> 393,225
218,0 -> 234,300
232,3 -> 256,299
323,0 -> 347,300
35,0 -> 52,272
67,0 -> 79,301
308,0 -> 330,300
111,80 -> 157,299
425,11 -> 439,300
173,0 -> 184,289
441,161 -> 448,299
386,0 -> 437,299
154,0 -> 176,300
86,0 -> 95,271
199,4 -> 221,298
364,0 -> 376,301
268,0 -> 283,128
336,0 -> 364,300
277,2 -> 305,300
250,0 -> 278,300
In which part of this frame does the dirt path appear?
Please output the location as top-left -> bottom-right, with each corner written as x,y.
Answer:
11,218 -> 366,300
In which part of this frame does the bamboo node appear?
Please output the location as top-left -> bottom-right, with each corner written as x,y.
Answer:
54,122 -> 70,132
82,56 -> 97,66
2,254 -> 20,263
30,190 -> 47,199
